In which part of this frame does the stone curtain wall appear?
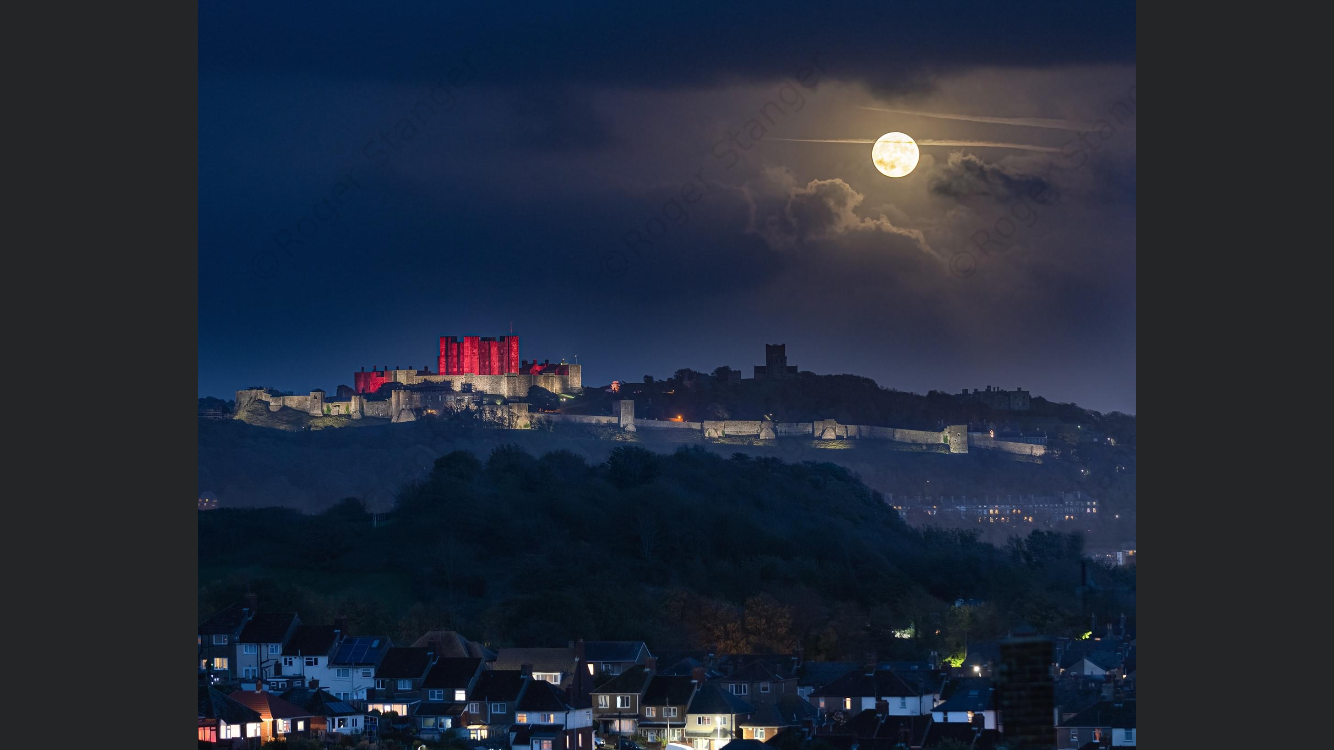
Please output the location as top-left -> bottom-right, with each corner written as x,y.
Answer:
967,435 -> 1047,456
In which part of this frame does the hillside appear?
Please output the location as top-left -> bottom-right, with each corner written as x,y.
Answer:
199,445 -> 1136,661
198,416 -> 1137,530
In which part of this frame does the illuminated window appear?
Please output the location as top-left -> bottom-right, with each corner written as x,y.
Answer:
297,720 -> 304,731
456,689 -> 467,701
617,696 -> 631,709
278,719 -> 291,734
844,698 -> 852,710
213,657 -> 229,670
537,741 -> 553,750
646,707 -> 655,717
517,714 -> 528,724
221,723 -> 241,739
598,695 -> 609,708
697,717 -> 711,726
756,729 -> 766,740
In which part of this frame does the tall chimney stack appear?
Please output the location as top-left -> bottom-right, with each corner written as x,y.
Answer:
691,666 -> 705,684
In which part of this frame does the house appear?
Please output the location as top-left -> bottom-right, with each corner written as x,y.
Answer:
228,687 -> 318,743
928,678 -> 998,730
711,659 -> 797,705
463,668 -> 528,744
920,719 -> 1005,750
415,656 -> 486,740
270,622 -> 343,691
738,693 -> 818,743
1062,650 -> 1124,679
807,668 -> 937,717
279,683 -> 370,740
495,644 -> 583,690
512,675 -> 596,750
638,673 -> 699,744
323,635 -> 393,700
584,640 -> 652,677
1058,700 -> 1136,749
591,663 -> 653,735
684,681 -> 755,750
198,684 -> 264,747
795,661 -> 859,700
364,647 -> 439,730
199,594 -> 258,681
236,611 -> 301,683
375,646 -> 439,693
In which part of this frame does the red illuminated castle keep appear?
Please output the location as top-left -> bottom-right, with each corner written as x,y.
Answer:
439,335 -> 520,376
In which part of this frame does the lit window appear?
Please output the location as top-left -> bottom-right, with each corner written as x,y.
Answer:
278,719 -> 291,734
213,657 -> 229,670
844,698 -> 852,710
697,717 -> 711,726
756,729 -> 765,740
598,696 -> 609,708
517,714 -> 528,724
646,707 -> 655,717
297,720 -> 304,731
617,696 -> 631,709
456,689 -> 467,701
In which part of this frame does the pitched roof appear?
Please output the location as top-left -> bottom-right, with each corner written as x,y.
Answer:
283,625 -> 339,656
584,641 -> 649,662
411,630 -> 494,660
229,690 -> 315,720
593,664 -> 652,695
1064,700 -> 1135,729
423,657 -> 483,689
809,670 -> 923,699
238,612 -> 298,644
331,636 -> 392,666
687,682 -> 755,715
472,670 -> 527,702
416,702 -> 468,717
494,647 -> 577,674
512,724 -> 565,744
377,647 -> 436,679
739,695 -> 817,728
797,662 -> 860,688
642,675 -> 698,707
518,678 -> 570,712
932,679 -> 994,713
277,688 -> 360,717
199,603 -> 251,635
659,657 -> 708,677
199,685 -> 262,725
717,660 -> 783,683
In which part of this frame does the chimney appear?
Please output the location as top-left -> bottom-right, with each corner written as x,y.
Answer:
242,593 -> 258,617
309,679 -> 320,689
521,663 -> 533,677
691,666 -> 706,684
645,656 -> 658,672
334,616 -> 348,637
875,700 -> 888,717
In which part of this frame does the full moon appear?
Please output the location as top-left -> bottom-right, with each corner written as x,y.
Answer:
872,131 -> 920,178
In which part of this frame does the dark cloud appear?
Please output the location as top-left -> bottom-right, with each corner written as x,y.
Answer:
929,152 -> 1057,204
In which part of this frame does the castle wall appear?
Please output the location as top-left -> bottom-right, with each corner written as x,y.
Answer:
968,435 -> 1045,456
722,420 -> 762,436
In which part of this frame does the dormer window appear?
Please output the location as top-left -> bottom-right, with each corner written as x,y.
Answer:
456,689 -> 467,701
429,690 -> 444,701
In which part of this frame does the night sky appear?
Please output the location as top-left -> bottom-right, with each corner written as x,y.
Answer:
199,2 -> 1136,414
